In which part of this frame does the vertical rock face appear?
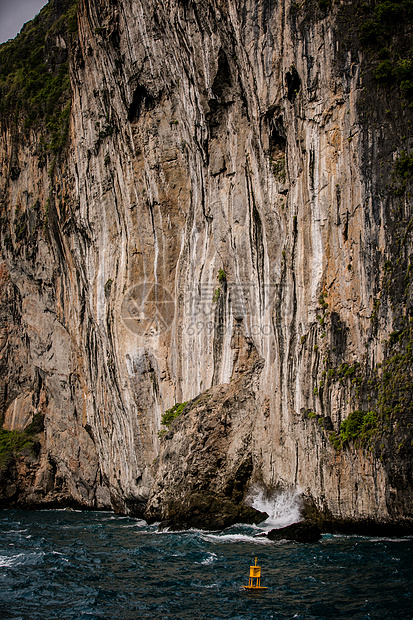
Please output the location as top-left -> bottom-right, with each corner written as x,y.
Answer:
0,0 -> 412,525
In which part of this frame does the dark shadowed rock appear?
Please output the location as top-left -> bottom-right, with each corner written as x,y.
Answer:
267,521 -> 322,543
156,493 -> 268,531
302,496 -> 413,537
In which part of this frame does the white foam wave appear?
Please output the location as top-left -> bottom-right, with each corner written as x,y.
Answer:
0,552 -> 43,568
203,583 -> 220,588
250,489 -> 303,531
201,533 -> 271,544
121,520 -> 147,528
200,552 -> 218,564
155,526 -> 211,535
0,555 -> 19,568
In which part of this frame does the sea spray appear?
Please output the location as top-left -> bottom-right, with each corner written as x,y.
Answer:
249,489 -> 303,531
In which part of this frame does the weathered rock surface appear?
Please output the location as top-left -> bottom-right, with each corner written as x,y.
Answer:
0,0 -> 412,530
145,352 -> 268,529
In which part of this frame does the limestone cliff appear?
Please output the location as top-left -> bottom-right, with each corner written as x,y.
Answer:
0,0 -> 412,529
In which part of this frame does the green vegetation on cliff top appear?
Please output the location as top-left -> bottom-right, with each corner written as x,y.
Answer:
0,0 -> 78,153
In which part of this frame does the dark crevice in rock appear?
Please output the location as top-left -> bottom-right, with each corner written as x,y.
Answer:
246,166 -> 265,315
287,215 -> 299,409
223,455 -> 254,503
266,110 -> 287,159
211,49 -> 232,101
212,278 -> 227,386
343,210 -> 349,241
285,66 -> 301,101
329,312 -> 348,365
128,84 -> 156,122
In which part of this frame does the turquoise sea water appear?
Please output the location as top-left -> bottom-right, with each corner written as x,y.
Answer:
0,509 -> 412,620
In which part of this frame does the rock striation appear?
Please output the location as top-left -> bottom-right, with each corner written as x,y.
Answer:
0,0 -> 412,530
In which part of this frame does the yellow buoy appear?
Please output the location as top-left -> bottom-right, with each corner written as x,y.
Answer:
242,557 -> 268,590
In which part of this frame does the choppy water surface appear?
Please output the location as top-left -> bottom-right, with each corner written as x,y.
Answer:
0,503 -> 412,620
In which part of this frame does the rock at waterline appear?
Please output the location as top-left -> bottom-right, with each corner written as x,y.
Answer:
155,496 -> 269,531
266,520 -> 322,543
